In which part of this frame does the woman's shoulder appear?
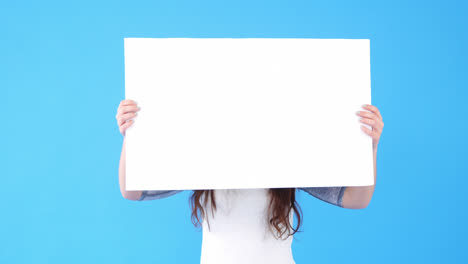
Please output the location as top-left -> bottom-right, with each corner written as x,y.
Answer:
138,190 -> 184,201
298,186 -> 347,207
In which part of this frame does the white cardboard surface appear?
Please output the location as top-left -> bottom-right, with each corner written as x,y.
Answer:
124,38 -> 373,191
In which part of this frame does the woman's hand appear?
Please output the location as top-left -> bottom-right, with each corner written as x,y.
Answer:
116,99 -> 141,136
356,104 -> 384,149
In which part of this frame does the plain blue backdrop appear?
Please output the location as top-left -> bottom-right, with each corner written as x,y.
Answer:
2,0 -> 467,263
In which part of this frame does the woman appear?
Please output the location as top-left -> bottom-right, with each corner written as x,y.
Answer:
115,99 -> 384,264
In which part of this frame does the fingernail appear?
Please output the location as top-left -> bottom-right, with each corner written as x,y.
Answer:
356,111 -> 360,115
362,104 -> 368,107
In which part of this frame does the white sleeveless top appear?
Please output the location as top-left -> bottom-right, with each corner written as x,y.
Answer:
200,188 -> 295,264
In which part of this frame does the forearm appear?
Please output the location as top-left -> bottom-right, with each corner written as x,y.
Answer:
341,145 -> 377,209
119,136 -> 143,200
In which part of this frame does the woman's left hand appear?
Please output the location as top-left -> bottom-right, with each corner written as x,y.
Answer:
356,104 -> 384,149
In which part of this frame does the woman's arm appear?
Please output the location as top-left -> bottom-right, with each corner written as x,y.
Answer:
120,136 -> 184,201
341,146 -> 377,209
119,136 -> 143,200
116,99 -> 183,201
341,104 -> 384,209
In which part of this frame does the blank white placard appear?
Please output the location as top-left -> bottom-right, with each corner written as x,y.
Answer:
124,38 -> 373,191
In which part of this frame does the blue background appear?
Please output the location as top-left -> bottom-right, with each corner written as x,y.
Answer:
2,0 -> 467,263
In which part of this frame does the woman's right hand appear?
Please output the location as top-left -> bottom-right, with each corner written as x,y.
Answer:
116,99 -> 141,136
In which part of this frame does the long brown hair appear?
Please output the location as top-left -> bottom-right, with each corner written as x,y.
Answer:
189,188 -> 303,240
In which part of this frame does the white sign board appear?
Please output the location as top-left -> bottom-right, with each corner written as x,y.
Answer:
124,38 -> 373,191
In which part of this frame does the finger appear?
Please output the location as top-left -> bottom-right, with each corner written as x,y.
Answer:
116,106 -> 140,120
117,105 -> 140,116
118,112 -> 138,126
362,104 -> 382,120
120,119 -> 134,135
359,118 -> 383,133
120,99 -> 137,107
360,125 -> 379,141
356,110 -> 378,120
